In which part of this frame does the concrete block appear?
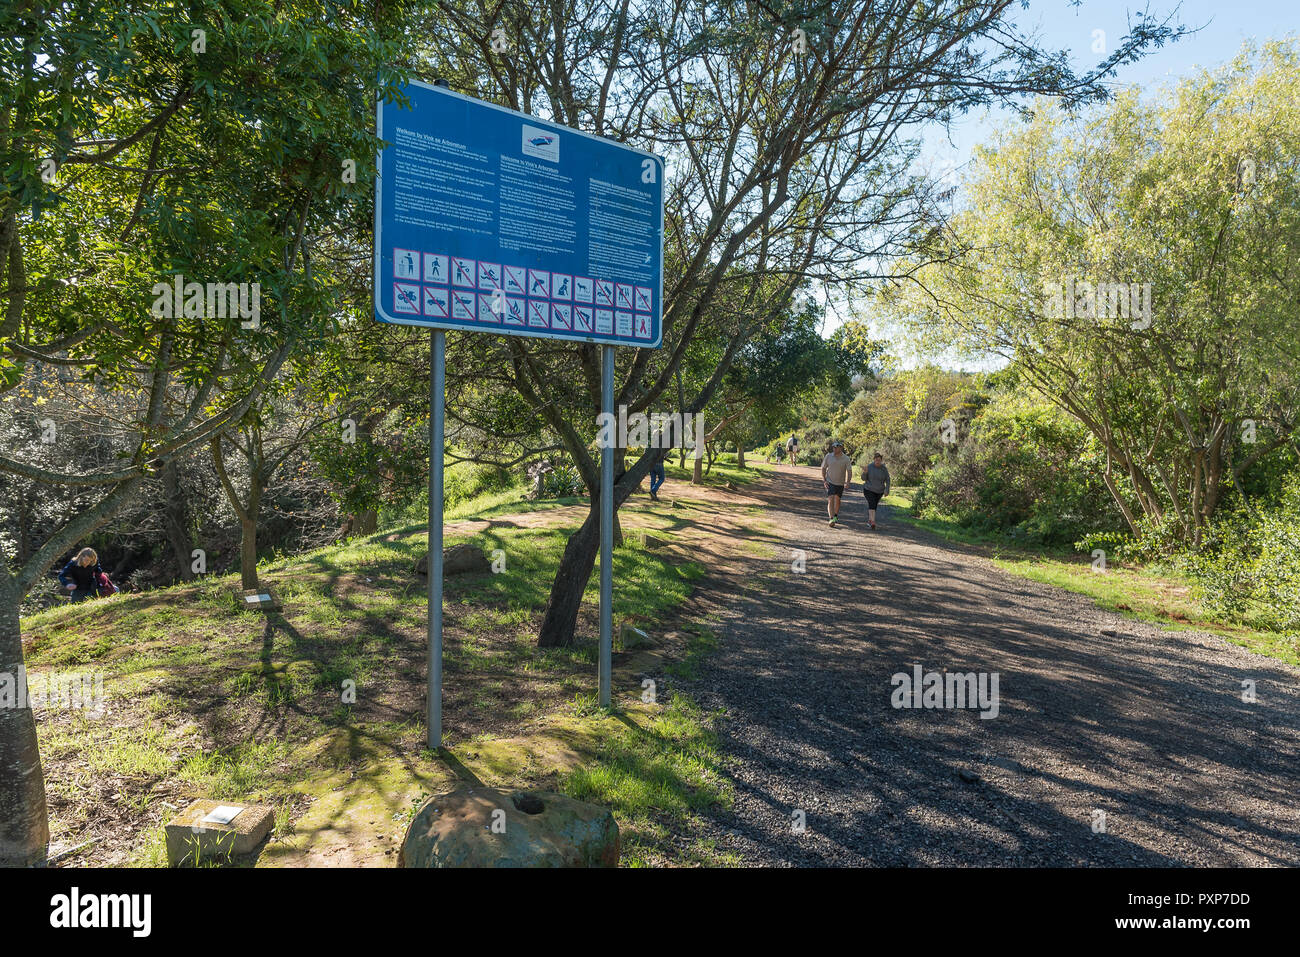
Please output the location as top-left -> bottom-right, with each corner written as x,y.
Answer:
165,800 -> 273,866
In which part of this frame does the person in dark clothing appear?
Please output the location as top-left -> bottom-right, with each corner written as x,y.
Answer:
649,458 -> 666,500
57,547 -> 105,602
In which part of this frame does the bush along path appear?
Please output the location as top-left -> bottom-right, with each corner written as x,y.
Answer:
676,465 -> 1300,866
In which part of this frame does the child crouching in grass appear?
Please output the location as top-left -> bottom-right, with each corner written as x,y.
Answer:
57,547 -> 112,602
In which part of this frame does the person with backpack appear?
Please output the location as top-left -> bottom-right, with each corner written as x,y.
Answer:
862,452 -> 891,530
57,547 -> 115,602
786,433 -> 800,465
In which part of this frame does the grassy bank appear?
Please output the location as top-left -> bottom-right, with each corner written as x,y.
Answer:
21,476 -> 747,867
890,488 -> 1299,666
663,455 -> 770,488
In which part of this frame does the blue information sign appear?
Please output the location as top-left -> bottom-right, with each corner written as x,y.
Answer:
374,80 -> 664,348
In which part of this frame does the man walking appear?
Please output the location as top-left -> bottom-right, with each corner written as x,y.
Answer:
862,452 -> 891,530
821,440 -> 853,526
648,455 -> 666,501
786,433 -> 799,464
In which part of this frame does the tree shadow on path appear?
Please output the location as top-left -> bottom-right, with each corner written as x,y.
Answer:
678,466 -> 1300,867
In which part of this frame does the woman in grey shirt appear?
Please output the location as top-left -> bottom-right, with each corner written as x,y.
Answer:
862,452 -> 890,530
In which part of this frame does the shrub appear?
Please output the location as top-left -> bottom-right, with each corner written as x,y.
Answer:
913,446 -> 982,517
1178,483 -> 1300,636
444,460 -> 513,508
915,393 -> 1124,546
881,425 -> 942,485
526,459 -> 585,499
798,423 -> 831,464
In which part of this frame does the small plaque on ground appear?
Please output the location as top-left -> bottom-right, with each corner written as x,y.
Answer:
202,805 -> 244,825
235,588 -> 280,611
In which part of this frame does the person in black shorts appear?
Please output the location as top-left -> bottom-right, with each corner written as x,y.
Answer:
821,440 -> 853,526
861,452 -> 891,530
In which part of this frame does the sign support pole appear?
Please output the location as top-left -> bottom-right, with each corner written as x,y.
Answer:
599,344 -> 614,709
427,328 -> 445,749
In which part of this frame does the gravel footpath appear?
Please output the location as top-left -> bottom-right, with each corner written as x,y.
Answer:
679,467 -> 1300,866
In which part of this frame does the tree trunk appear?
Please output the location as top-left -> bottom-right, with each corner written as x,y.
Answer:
612,456 -> 626,547
346,411 -> 379,538
537,504 -> 600,648
537,430 -> 698,648
1101,470 -> 1141,537
676,370 -> 687,468
692,453 -> 703,484
16,490 -> 32,566
340,507 -> 378,539
0,586 -> 49,865
736,446 -> 746,469
240,515 -> 259,590
161,459 -> 195,581
0,476 -> 145,867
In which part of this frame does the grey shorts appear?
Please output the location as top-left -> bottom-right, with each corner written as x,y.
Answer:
826,483 -> 844,497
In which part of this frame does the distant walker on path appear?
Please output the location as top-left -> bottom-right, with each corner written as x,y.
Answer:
862,452 -> 891,530
648,455 -> 666,500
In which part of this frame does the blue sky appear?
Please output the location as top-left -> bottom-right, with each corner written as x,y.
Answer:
929,0 -> 1298,178
837,0 -> 1298,360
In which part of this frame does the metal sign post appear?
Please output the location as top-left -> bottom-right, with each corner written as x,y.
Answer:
427,328 -> 445,749
599,345 -> 614,707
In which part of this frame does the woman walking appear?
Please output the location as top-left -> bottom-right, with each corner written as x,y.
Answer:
862,453 -> 891,530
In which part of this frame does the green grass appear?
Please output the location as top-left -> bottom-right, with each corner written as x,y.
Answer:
177,740 -> 293,799
664,456 -> 770,488
447,485 -> 582,522
21,474 -> 744,866
40,716 -> 175,778
993,557 -> 1299,665
666,625 -> 721,680
564,695 -> 735,867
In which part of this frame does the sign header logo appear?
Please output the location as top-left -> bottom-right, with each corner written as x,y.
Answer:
522,125 -> 559,163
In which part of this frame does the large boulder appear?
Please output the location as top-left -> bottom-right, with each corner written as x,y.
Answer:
414,543 -> 491,579
398,787 -> 619,868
